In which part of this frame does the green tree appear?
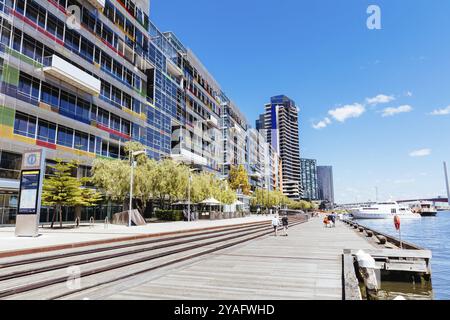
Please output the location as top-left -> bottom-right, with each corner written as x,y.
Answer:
91,158 -> 130,207
228,165 -> 251,195
42,160 -> 83,228
73,177 -> 103,226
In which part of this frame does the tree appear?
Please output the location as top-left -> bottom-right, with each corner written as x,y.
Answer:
42,160 -> 83,228
91,158 -> 130,207
228,165 -> 251,195
73,177 -> 103,226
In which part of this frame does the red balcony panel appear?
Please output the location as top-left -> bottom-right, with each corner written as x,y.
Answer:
36,140 -> 57,150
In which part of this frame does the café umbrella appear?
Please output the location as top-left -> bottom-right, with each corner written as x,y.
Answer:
200,198 -> 221,206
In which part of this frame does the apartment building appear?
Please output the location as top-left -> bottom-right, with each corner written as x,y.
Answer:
258,95 -> 302,200
300,158 -> 318,200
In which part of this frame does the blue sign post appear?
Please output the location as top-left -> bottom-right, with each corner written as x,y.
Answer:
15,149 -> 46,237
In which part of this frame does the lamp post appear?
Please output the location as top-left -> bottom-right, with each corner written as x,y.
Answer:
188,168 -> 199,222
129,150 -> 146,227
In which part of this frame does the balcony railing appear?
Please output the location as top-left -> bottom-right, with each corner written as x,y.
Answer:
86,0 -> 105,9
42,55 -> 101,96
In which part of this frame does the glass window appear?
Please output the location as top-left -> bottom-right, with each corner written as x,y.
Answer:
0,151 -> 22,171
110,114 -> 120,132
75,98 -> 90,121
109,144 -> 119,159
97,108 -> 109,126
74,131 -> 88,151
121,119 -> 130,135
60,91 -> 76,115
14,112 -> 36,138
37,119 -> 56,144
88,135 -> 96,153
101,82 -> 111,99
132,99 -> 141,114
123,93 -> 131,110
41,83 -> 59,107
57,125 -> 73,147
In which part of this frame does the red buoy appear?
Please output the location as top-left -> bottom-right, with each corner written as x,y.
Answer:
394,215 -> 401,230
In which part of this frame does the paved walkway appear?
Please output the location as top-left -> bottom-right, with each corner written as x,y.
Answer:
81,217 -> 377,300
0,216 -> 271,255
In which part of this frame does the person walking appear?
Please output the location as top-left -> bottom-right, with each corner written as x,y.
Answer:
271,214 -> 280,236
281,214 -> 289,236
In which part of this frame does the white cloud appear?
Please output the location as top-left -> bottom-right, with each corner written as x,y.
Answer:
366,94 -> 395,106
430,106 -> 450,116
312,117 -> 331,130
382,105 -> 413,117
328,103 -> 365,122
409,149 -> 432,157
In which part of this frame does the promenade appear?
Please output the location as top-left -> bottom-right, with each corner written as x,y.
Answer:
0,216 -> 271,257
64,217 -> 376,300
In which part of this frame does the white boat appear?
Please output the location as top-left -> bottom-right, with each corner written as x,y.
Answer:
411,201 -> 438,217
353,201 -> 421,220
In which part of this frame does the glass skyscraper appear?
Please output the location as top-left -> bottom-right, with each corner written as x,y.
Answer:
300,158 -> 318,200
317,166 -> 334,205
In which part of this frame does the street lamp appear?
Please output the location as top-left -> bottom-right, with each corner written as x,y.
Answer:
187,168 -> 200,222
129,150 -> 146,227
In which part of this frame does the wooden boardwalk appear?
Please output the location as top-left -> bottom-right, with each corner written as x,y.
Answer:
71,218 -> 376,300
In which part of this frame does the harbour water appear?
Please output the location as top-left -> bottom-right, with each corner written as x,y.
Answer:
355,211 -> 450,300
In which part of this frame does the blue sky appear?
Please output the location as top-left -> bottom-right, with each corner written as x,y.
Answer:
151,0 -> 450,203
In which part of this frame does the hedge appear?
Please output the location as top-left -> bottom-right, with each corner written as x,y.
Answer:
155,210 -> 184,221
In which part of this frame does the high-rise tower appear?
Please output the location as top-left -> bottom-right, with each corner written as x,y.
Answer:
258,95 -> 301,200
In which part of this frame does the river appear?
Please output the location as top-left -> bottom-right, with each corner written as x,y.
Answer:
355,211 -> 450,300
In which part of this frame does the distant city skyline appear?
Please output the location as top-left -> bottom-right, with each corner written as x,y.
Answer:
152,0 -> 450,203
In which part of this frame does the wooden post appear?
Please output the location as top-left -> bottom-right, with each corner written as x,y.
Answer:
359,267 -> 379,300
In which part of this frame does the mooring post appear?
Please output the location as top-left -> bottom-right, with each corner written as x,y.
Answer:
356,250 -> 379,300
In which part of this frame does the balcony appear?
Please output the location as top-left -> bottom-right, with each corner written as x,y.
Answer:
43,55 -> 101,96
207,116 -> 219,128
166,59 -> 183,78
171,148 -> 208,166
86,0 -> 105,9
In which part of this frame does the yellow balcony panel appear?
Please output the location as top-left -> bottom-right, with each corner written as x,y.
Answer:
13,134 -> 35,145
0,125 -> 14,139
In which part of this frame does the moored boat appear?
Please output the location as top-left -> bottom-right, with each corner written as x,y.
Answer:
411,201 -> 438,217
353,201 -> 421,220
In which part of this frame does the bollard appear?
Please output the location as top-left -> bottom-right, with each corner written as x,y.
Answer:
376,235 -> 387,245
355,250 -> 379,300
358,227 -> 365,233
366,230 -> 374,237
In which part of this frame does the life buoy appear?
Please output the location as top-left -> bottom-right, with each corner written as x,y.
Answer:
394,215 -> 401,230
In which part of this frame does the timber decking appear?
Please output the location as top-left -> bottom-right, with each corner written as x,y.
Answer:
70,217 -> 376,300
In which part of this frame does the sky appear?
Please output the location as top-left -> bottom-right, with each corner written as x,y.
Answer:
150,0 -> 450,204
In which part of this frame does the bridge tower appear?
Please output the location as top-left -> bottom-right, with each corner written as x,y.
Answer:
444,162 -> 450,206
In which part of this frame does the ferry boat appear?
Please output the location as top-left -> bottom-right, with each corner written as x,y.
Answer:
411,202 -> 438,217
353,201 -> 422,220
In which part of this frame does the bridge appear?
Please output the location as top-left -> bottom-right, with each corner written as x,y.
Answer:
338,197 -> 450,209
396,197 -> 449,204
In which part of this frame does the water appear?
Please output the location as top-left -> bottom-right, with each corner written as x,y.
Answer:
355,211 -> 450,300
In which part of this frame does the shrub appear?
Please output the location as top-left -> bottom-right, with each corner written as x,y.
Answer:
155,210 -> 184,221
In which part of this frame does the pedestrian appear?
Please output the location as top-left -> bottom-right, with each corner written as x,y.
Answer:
272,214 -> 280,236
330,213 -> 336,228
323,216 -> 329,228
282,214 -> 289,236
